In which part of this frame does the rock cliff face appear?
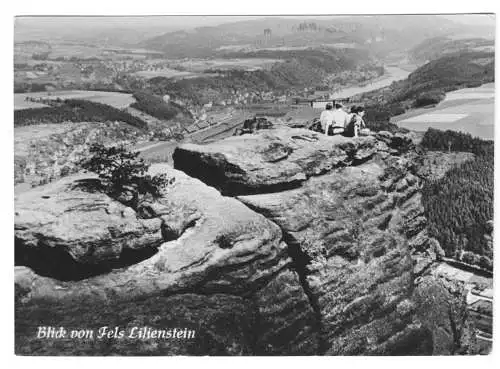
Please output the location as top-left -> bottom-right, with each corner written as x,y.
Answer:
15,127 -> 472,355
15,164 -> 318,355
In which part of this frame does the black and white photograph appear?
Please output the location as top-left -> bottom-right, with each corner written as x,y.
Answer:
11,9 -> 495,357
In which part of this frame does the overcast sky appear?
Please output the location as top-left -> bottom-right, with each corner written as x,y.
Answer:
16,13 -> 495,29
15,14 -> 495,42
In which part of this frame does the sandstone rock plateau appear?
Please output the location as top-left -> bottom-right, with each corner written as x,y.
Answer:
15,127 -> 474,355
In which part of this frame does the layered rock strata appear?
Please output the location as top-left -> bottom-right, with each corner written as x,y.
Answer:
15,128 -> 472,355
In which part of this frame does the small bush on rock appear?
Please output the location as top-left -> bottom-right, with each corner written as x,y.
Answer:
79,143 -> 174,207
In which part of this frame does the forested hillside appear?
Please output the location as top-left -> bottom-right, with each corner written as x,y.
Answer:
420,129 -> 493,270
356,51 -> 494,120
131,92 -> 193,121
14,99 -> 147,129
409,37 -> 494,64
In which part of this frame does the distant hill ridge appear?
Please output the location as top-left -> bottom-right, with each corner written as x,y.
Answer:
140,15 -> 485,58
409,36 -> 494,64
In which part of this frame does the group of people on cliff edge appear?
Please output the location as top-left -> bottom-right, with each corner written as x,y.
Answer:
320,103 -> 367,137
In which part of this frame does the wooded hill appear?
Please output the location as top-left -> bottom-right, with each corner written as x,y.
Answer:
409,36 -> 494,64
420,128 -> 493,270
14,99 -> 148,129
357,51 -> 494,121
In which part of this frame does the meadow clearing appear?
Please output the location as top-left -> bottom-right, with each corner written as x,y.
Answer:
393,83 -> 494,140
14,90 -> 136,110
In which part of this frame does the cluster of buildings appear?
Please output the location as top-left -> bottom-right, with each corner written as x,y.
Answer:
290,91 -> 351,109
183,119 -> 220,134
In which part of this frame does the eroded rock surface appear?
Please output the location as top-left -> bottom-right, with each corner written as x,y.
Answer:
236,162 -> 425,354
15,165 -> 318,355
172,127 -> 468,355
173,128 -> 397,196
15,175 -> 164,279
15,128 -> 471,356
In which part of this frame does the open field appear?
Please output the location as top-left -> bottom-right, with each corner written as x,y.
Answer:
15,90 -> 135,110
393,83 -> 494,140
15,41 -> 161,62
14,98 -> 50,110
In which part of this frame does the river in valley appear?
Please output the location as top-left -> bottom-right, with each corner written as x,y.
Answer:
329,66 -> 413,99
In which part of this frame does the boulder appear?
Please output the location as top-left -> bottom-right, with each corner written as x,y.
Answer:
15,174 -> 164,279
412,275 -> 479,355
171,127 -> 469,355
173,128 -> 390,196
15,164 -> 318,355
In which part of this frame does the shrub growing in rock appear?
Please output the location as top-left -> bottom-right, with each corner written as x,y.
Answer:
80,143 -> 174,207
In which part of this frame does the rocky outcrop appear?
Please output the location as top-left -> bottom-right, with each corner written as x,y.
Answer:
15,127 -> 470,356
412,275 -> 478,355
173,128 -> 400,196
15,165 -> 318,355
171,127 -> 467,355
15,175 -> 164,279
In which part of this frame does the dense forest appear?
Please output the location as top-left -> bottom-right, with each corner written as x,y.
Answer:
420,129 -> 493,270
14,99 -> 147,129
421,128 -> 493,156
131,92 -> 192,121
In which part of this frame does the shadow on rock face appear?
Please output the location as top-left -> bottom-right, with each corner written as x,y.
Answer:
15,237 -> 159,282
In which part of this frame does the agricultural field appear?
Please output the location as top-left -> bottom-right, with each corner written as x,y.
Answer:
393,83 -> 494,140
15,90 -> 136,110
15,41 -> 162,62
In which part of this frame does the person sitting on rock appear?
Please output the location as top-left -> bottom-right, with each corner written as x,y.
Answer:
345,106 -> 367,137
330,103 -> 350,136
320,103 -> 335,135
